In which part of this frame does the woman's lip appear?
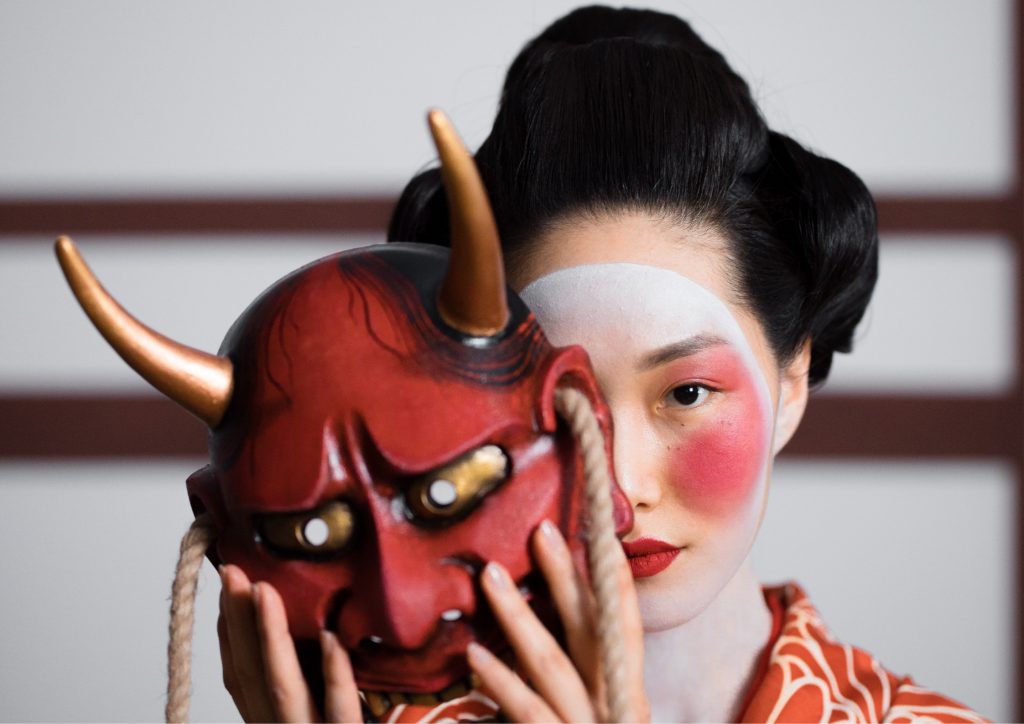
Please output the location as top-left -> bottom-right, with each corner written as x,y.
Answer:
622,538 -> 684,579
621,537 -> 681,557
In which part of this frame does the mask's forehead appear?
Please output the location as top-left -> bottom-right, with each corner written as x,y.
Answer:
219,253 -> 550,510
356,374 -> 538,473
521,262 -> 764,383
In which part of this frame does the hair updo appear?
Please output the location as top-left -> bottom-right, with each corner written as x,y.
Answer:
388,5 -> 879,385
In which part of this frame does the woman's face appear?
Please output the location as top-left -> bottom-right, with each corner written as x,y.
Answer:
515,211 -> 808,632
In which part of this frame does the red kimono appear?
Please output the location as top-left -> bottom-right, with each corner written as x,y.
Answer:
370,583 -> 986,723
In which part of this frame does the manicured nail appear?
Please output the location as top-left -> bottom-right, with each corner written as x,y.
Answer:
484,562 -> 509,590
539,519 -> 565,549
466,641 -> 492,666
320,630 -> 336,652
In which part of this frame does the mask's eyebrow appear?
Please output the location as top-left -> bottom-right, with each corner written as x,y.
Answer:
637,333 -> 729,371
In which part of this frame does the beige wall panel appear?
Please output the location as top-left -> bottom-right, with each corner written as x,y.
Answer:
0,0 -> 1012,197
752,459 -> 1016,721
826,235 -> 1018,394
0,460 -> 238,722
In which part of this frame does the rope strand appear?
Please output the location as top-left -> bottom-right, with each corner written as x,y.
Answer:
555,387 -> 633,723
166,514 -> 215,723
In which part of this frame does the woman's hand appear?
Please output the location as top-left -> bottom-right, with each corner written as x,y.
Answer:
218,565 -> 363,723
468,520 -> 650,722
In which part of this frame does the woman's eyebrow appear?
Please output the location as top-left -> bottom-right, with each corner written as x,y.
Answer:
637,333 -> 728,371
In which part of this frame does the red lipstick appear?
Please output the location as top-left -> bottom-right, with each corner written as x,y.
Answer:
621,538 -> 683,579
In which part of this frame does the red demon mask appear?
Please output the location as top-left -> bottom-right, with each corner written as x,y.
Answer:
57,112 -> 631,701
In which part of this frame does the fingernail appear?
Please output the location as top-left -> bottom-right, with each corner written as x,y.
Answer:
539,519 -> 564,548
484,562 -> 509,590
320,630 -> 336,651
466,641 -> 491,666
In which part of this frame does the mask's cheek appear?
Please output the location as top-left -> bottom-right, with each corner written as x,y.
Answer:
667,390 -> 771,519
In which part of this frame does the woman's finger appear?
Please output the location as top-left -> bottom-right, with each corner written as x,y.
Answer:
466,642 -> 561,723
221,565 -> 277,722
612,543 -> 650,721
217,587 -> 250,722
321,631 -> 363,723
531,520 -> 601,689
252,582 -> 319,722
480,561 -> 594,722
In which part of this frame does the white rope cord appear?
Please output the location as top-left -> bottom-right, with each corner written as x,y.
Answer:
166,514 -> 215,724
555,387 -> 632,723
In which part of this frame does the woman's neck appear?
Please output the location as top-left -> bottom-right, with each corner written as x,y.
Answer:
642,561 -> 771,723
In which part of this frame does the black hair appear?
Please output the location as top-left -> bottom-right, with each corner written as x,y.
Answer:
388,5 -> 878,385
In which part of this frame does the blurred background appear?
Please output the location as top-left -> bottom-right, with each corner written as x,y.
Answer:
0,1 -> 1020,720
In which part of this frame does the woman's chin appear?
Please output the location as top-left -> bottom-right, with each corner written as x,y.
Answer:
635,569 -> 716,632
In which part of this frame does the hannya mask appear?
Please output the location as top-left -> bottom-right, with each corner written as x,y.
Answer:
57,112 -> 631,708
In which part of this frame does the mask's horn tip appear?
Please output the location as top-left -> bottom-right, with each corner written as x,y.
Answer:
55,235 -> 75,261
427,107 -> 448,134
54,235 -> 86,284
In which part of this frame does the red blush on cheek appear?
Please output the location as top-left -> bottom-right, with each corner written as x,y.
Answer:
667,369 -> 771,518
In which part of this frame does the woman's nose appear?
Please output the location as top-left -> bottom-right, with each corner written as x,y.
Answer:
611,410 -> 664,510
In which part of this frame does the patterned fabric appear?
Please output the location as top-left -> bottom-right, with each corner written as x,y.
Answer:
740,583 -> 986,723
372,582 -> 986,723
370,690 -> 498,723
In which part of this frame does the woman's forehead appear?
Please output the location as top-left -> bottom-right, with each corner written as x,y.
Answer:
521,263 -> 750,354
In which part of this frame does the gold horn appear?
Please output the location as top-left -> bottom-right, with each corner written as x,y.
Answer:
428,109 -> 510,337
55,236 -> 234,427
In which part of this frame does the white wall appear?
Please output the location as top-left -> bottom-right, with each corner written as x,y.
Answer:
0,0 -> 1013,196
0,1 -> 1017,721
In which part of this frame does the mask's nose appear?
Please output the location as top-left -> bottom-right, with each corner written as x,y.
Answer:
336,530 -> 476,651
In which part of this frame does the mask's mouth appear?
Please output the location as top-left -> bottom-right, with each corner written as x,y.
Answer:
363,672 -> 475,716
347,569 -> 547,703
360,651 -> 511,718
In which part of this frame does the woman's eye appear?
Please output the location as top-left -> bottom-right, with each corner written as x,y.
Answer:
406,445 -> 509,524
255,500 -> 355,558
669,384 -> 711,409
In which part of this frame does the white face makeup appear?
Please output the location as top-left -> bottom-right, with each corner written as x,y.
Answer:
522,262 -> 776,630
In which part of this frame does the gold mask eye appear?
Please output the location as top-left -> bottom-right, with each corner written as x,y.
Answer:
255,500 -> 355,558
406,445 -> 509,523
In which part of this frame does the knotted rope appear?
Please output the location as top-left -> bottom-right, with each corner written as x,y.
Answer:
554,387 -> 632,723
164,386 -> 631,722
166,513 -> 215,723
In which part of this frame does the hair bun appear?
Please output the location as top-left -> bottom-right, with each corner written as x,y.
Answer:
758,131 -> 879,383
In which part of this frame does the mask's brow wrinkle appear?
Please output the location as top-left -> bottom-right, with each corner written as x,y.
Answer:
637,333 -> 728,371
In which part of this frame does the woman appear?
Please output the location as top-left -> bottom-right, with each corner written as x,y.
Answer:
219,6 -> 983,721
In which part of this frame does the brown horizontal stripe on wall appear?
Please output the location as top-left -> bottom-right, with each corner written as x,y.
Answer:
1,393 -> 1019,460
0,197 -> 396,235
1,195 -> 1021,237
787,394 -> 1022,459
2,396 -> 206,458
874,195 -> 1023,234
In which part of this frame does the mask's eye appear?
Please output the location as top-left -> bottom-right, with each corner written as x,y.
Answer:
406,444 -> 509,523
255,500 -> 355,558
